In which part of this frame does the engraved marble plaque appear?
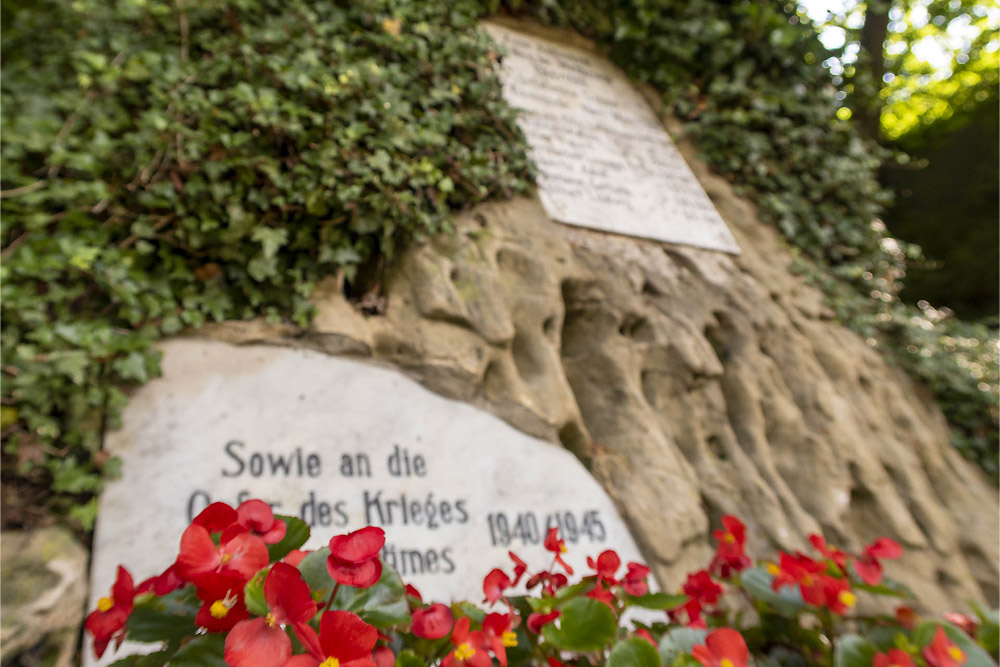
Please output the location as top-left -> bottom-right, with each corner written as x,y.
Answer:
86,339 -> 652,664
484,23 -> 740,254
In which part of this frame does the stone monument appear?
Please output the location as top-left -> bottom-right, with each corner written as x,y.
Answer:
483,22 -> 740,254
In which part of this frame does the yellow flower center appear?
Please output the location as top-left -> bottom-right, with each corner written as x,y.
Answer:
838,591 -> 857,608
721,659 -> 735,667
889,663 -> 902,667
948,647 -> 966,662
265,612 -> 277,628
766,562 -> 780,576
210,600 -> 230,619
723,533 -> 736,544
801,575 -> 813,586
502,631 -> 518,647
220,553 -> 234,564
320,658 -> 341,667
97,596 -> 114,612
454,643 -> 475,661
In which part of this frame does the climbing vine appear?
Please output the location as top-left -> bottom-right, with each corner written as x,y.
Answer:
1,0 -> 995,529
484,0 -> 998,476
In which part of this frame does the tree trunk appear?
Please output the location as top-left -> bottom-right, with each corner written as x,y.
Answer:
854,0 -> 890,142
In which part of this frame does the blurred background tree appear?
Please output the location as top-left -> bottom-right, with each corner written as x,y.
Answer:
802,0 -> 998,320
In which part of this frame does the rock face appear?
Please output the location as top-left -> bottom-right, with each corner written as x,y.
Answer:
198,65 -> 998,614
1,526 -> 89,667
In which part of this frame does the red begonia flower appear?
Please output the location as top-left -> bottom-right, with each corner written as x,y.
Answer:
944,613 -> 979,637
193,502 -> 239,532
405,584 -> 423,602
772,552 -> 828,606
873,648 -> 917,667
194,572 -> 250,632
237,499 -> 287,544
85,565 -> 134,658
483,613 -> 518,667
683,570 -> 723,605
588,582 -> 616,609
411,603 -> 454,639
290,610 -> 379,667
548,659 -> 566,667
176,523 -> 269,586
544,527 -> 574,575
136,562 -> 183,596
283,549 -> 311,567
710,516 -> 751,577
374,646 -> 395,667
854,537 -> 903,586
224,563 -> 318,667
692,628 -> 750,667
483,568 -> 512,604
587,550 -> 621,585
923,627 -> 967,667
669,598 -> 705,629
623,562 -> 651,596
896,606 -> 918,630
820,577 -> 857,615
527,610 -> 560,633
443,617 -> 491,667
327,526 -> 386,588
509,551 -> 529,586
808,534 -> 849,573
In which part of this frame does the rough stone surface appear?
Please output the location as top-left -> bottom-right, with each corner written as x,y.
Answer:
188,25 -> 999,614
202,129 -> 998,616
1,527 -> 88,667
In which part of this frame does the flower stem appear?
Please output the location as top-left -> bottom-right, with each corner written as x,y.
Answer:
323,582 -> 342,613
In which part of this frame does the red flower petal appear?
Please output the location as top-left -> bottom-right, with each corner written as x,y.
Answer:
412,603 -> 454,639
526,611 -> 560,633
283,657 -> 321,667
483,568 -> 512,604
854,557 -> 883,586
319,610 -> 378,663
866,537 -> 903,560
329,527 -> 386,563
326,555 -> 383,588
220,532 -> 270,582
111,565 -> 135,611
705,628 -> 749,667
721,516 -> 746,545
177,524 -> 221,581
451,616 -> 471,644
225,617 -> 292,667
265,562 -> 317,626
193,502 -> 238,533
374,646 -> 396,667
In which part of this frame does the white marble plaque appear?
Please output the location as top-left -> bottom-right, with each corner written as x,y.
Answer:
484,23 -> 740,254
88,339 -> 651,663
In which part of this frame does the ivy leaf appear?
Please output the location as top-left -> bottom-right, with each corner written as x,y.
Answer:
542,597 -> 617,652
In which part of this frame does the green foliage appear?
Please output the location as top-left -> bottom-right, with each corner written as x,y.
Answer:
0,0 -> 532,526
541,597 -> 618,652
608,637 -> 662,667
3,0 -> 996,523
267,515 -> 310,562
488,0 -> 998,477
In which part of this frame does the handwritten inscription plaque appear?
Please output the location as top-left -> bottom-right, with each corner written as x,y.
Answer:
484,23 -> 740,254
88,339 -> 649,662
